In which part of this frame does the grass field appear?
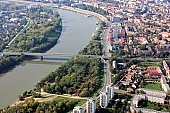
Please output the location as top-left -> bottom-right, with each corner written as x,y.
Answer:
143,82 -> 162,91
144,101 -> 156,109
138,61 -> 162,67
144,101 -> 170,112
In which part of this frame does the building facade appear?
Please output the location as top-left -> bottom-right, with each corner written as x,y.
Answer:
161,75 -> 170,95
72,106 -> 84,113
163,60 -> 170,78
100,92 -> 109,108
112,61 -> 117,69
86,99 -> 96,113
106,84 -> 114,99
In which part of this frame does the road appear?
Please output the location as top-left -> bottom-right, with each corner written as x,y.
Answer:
7,18 -> 30,47
80,23 -> 112,109
3,0 -> 112,110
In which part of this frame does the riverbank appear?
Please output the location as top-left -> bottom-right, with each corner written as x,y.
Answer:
6,5 -> 106,109
60,5 -> 107,22
0,1 -> 107,110
0,8 -> 98,109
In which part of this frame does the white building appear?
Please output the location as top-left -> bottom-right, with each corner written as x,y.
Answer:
73,106 -> 84,113
112,61 -> 117,69
106,84 -> 114,99
86,99 -> 96,113
100,92 -> 109,108
160,76 -> 170,95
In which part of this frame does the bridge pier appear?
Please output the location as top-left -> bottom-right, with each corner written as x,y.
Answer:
40,56 -> 43,60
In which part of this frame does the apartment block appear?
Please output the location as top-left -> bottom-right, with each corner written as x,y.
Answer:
86,99 -> 96,113
72,106 -> 84,113
161,75 -> 170,95
106,84 -> 114,99
163,60 -> 170,78
100,92 -> 109,108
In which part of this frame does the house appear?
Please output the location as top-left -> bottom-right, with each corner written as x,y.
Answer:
125,75 -> 132,81
134,47 -> 154,56
127,88 -> 134,93
145,66 -> 163,79
10,18 -> 19,22
118,30 -> 126,38
159,32 -> 170,38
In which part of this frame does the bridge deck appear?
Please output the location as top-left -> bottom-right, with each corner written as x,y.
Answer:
2,52 -> 108,59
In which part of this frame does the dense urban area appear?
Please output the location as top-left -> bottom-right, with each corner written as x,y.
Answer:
1,0 -> 170,113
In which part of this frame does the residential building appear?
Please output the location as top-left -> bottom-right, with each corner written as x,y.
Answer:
73,106 -> 84,113
132,95 -> 146,107
163,60 -> 170,78
86,99 -> 96,113
132,95 -> 141,107
159,32 -> 170,38
138,88 -> 166,104
134,46 -> 154,56
145,66 -> 163,79
155,44 -> 170,53
100,92 -> 109,108
131,88 -> 167,113
147,95 -> 165,104
111,23 -> 122,33
112,60 -> 117,69
106,84 -> 114,99
160,75 -> 170,95
112,16 -> 121,23
130,105 -> 170,113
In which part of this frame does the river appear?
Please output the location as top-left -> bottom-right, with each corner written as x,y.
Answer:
0,9 -> 99,109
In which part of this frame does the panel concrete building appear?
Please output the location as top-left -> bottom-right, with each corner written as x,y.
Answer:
100,92 -> 109,108
106,84 -> 114,99
86,99 -> 96,113
72,106 -> 84,113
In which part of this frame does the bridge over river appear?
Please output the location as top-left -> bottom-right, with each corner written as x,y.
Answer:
1,52 -> 109,59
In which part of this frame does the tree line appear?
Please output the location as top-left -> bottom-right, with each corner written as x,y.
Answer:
76,4 -> 108,16
0,55 -> 26,73
35,57 -> 103,97
79,22 -> 105,55
2,97 -> 82,113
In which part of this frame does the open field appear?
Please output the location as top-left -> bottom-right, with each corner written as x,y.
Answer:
143,82 -> 162,91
